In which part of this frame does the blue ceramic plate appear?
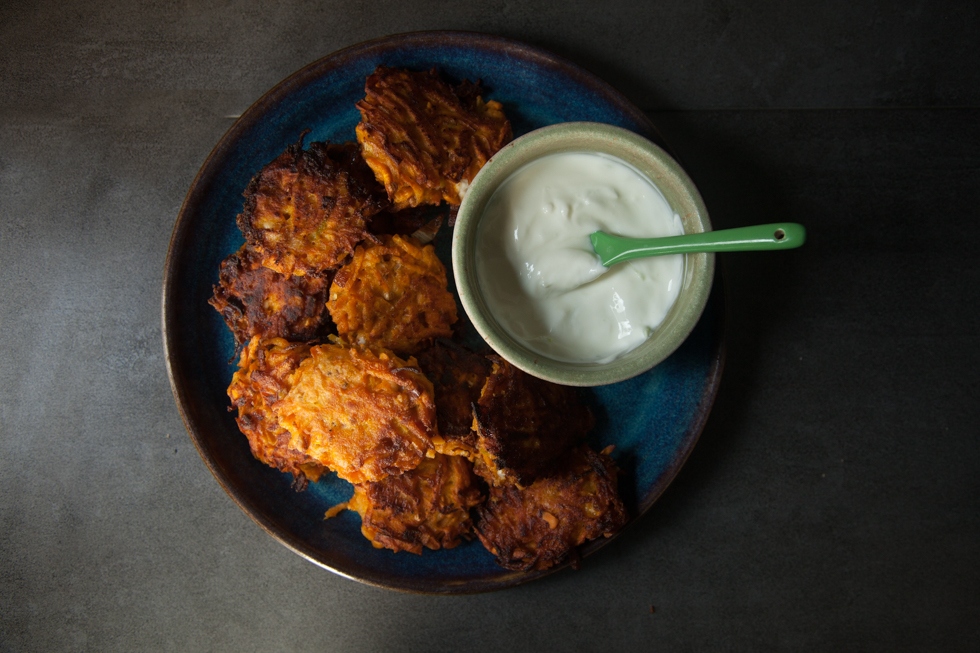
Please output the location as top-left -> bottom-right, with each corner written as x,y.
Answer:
163,31 -> 725,594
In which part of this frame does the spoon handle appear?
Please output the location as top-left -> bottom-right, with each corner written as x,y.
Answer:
591,222 -> 806,267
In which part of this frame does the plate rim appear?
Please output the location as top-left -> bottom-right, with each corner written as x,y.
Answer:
162,30 -> 726,594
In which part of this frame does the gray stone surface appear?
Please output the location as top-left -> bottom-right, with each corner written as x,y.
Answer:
1,1 -> 978,651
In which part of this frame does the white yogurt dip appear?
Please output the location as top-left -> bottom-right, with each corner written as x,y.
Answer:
475,151 -> 685,364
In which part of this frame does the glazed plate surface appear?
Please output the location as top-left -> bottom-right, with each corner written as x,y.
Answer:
162,31 -> 725,594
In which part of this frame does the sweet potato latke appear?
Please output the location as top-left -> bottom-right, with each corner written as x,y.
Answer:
330,452 -> 485,554
209,245 -> 333,348
473,356 -> 594,488
355,66 -> 512,210
274,342 -> 436,485
213,66 -> 629,571
327,234 -> 457,356
475,445 -> 628,572
227,337 -> 327,489
237,139 -> 388,276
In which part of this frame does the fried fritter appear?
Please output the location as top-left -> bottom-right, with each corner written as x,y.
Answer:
475,444 -> 628,572
209,244 -> 334,348
328,453 -> 485,555
414,340 -> 491,459
355,66 -> 512,210
274,341 -> 437,484
327,234 -> 457,356
473,356 -> 593,488
227,337 -> 327,488
237,138 -> 388,276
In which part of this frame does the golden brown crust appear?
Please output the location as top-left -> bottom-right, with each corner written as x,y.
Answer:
227,337 -> 327,487
473,356 -> 593,487
327,234 -> 457,356
209,244 -> 334,348
274,341 -> 437,484
475,445 -> 628,571
414,340 -> 491,459
333,453 -> 485,554
237,139 -> 388,276
355,66 -> 512,210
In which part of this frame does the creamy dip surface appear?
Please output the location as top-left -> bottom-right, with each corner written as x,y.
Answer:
475,151 -> 685,364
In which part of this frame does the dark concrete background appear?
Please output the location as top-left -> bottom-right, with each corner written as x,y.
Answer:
2,1 -> 977,651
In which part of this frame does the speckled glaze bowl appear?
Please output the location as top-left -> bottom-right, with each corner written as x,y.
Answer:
453,122 -> 714,386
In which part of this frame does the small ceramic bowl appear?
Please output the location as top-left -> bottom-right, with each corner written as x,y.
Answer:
452,122 -> 714,386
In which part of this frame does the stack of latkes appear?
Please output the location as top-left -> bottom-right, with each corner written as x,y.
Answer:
211,67 -> 627,572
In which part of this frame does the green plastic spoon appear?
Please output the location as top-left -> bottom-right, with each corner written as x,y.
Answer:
590,222 -> 806,268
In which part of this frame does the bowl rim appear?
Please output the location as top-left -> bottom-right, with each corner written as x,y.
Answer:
452,121 -> 715,386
